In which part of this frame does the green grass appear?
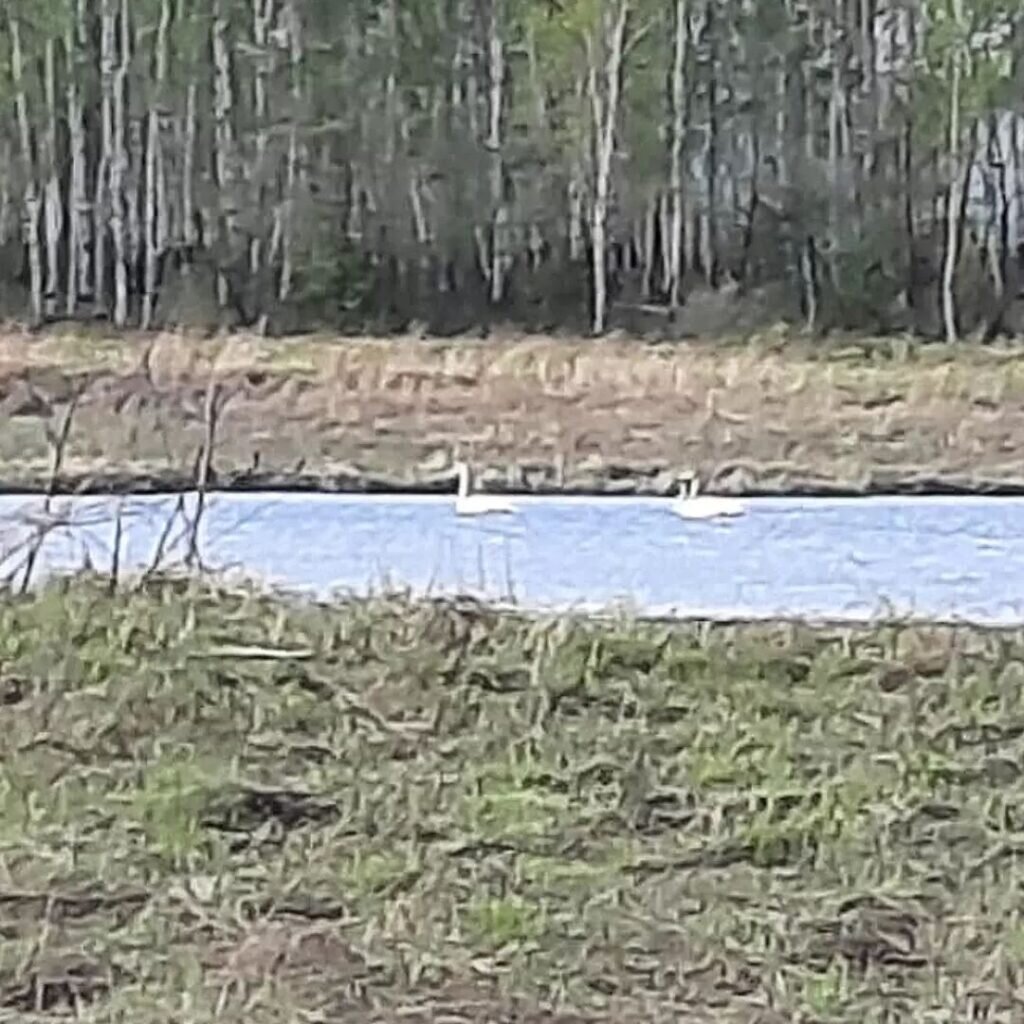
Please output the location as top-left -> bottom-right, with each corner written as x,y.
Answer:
0,576 -> 1023,1020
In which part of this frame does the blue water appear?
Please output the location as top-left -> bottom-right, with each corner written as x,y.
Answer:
0,492 -> 1022,624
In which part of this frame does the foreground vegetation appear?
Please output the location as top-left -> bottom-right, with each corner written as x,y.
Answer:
1,575 -> 1023,1020
6,327 -> 1024,497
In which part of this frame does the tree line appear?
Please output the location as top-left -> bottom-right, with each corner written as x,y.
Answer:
1,0 -> 1022,339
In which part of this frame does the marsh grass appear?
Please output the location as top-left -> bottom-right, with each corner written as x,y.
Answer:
5,328 -> 1024,494
0,576 -> 1022,1020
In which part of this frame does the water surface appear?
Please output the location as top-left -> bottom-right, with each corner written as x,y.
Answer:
1,492 -> 1022,624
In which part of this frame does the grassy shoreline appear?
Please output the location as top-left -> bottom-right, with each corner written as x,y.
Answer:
5,327 -> 1024,498
1,575 -> 1023,1020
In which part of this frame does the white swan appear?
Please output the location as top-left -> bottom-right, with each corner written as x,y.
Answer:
454,461 -> 517,516
672,471 -> 745,520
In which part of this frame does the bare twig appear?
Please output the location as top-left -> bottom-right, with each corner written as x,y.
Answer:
141,493 -> 188,582
19,386 -> 84,594
108,500 -> 124,595
185,377 -> 224,570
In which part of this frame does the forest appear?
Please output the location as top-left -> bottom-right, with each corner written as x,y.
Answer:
0,0 -> 1022,339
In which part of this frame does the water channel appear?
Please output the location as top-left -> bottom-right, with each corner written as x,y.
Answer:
1,492 -> 1022,624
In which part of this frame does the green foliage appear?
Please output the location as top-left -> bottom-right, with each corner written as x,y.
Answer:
292,242 -> 373,320
914,0 -> 1019,146
619,9 -> 670,185
466,895 -> 545,948
826,220 -> 910,327
129,754 -> 220,868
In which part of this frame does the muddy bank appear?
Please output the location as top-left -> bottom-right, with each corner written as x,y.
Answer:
5,462 -> 1024,498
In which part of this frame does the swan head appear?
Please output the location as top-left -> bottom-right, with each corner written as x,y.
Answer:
454,461 -> 471,496
678,470 -> 699,499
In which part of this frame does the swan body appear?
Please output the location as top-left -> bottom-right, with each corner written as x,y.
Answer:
671,472 -> 745,520
454,461 -> 517,516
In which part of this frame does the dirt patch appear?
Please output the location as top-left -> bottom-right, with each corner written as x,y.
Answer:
3,326 -> 1024,496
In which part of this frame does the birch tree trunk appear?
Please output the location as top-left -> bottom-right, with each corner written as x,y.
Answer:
667,0 -> 688,315
183,79 -> 198,255
250,0 -> 273,283
94,0 -> 116,317
983,111 -> 1009,339
109,0 -> 132,326
485,0 -> 508,305
142,0 -> 171,328
279,0 -> 304,303
941,0 -> 965,343
827,0 -> 843,290
9,13 -> 43,325
0,141 -> 12,248
42,39 -> 64,318
568,168 -> 586,262
588,0 -> 630,336
698,1 -> 718,288
212,0 -> 237,310
66,0 -> 91,314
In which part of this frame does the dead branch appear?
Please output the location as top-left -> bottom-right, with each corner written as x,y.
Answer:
141,493 -> 188,582
185,376 -> 225,570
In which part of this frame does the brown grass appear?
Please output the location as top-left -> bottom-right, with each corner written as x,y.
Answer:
3,325 -> 1024,494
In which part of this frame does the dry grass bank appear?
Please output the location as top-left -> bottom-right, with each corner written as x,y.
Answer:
3,326 -> 1024,494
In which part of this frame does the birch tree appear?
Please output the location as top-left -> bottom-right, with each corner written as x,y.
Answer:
667,0 -> 688,314
142,0 -> 172,328
66,0 -> 91,314
8,9 -> 43,324
483,0 -> 509,305
0,0 -> 1022,337
534,0 -> 634,335
941,0 -> 967,342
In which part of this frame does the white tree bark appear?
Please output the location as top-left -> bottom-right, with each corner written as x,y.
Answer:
485,0 -> 508,305
587,0 -> 630,335
697,2 -> 717,288
42,39 -> 64,318
667,0 -> 688,313
827,0 -> 843,288
941,0 -> 965,343
93,0 -> 116,317
212,0 -> 237,309
66,0 -> 92,314
142,0 -> 171,328
0,140 -> 12,247
108,0 -> 131,326
183,80 -> 198,253
9,13 -> 43,325
279,0 -> 304,302
251,0 -> 274,279
633,199 -> 649,297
